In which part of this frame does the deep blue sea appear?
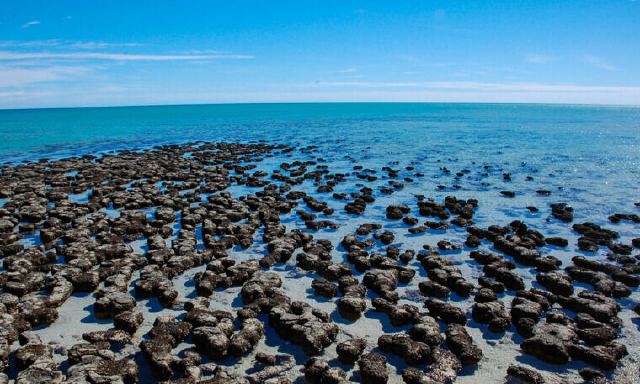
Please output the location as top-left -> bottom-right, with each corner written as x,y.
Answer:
1,103 -> 640,382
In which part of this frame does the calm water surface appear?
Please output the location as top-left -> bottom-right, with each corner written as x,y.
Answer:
1,103 -> 640,382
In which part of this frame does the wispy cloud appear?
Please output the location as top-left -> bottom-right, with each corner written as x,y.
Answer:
0,39 -> 252,67
177,49 -> 230,55
336,68 -> 358,74
0,90 -> 30,98
452,69 -> 490,78
0,39 -> 254,108
21,20 -> 41,29
292,80 -> 640,94
0,39 -> 143,50
4,82 -> 640,109
526,54 -> 554,64
0,39 -> 61,48
0,64 -> 94,87
397,55 -> 458,68
583,55 -> 619,71
0,51 -> 253,61
69,41 -> 143,49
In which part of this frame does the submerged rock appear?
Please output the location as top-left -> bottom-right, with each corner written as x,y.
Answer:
521,323 -> 578,364
269,301 -> 338,355
378,333 -> 431,365
506,365 -> 545,384
445,324 -> 483,365
358,352 -> 389,384
1,140 -> 637,383
336,338 -> 366,364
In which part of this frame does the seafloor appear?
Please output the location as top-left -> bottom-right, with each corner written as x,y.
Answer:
0,139 -> 639,384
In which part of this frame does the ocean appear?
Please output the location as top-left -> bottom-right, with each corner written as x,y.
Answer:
2,102 -> 639,219
1,103 -> 639,383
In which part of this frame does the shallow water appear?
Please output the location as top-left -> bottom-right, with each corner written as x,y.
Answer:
1,103 -> 640,383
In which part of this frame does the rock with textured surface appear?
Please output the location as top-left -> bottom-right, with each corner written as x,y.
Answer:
359,352 -> 389,384
445,324 -> 483,365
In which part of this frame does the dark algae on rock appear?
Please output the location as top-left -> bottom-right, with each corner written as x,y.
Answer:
0,140 -> 638,383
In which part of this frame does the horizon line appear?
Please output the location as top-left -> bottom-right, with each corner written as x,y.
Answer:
2,100 -> 640,112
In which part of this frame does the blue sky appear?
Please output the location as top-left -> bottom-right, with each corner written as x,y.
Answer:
1,0 -> 639,108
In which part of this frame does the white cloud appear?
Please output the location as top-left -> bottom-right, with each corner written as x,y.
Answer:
0,64 -> 94,87
0,51 -> 253,61
0,41 -> 255,108
0,39 -> 143,50
526,54 -> 554,64
0,40 -> 254,108
69,41 -> 143,49
177,49 -> 228,55
273,81 -> 640,104
293,81 -> 640,94
584,55 -> 619,71
336,68 -> 358,74
12,87 -> 640,109
21,20 -> 41,29
0,39 -> 61,48
0,89 -> 51,99
0,90 -> 28,98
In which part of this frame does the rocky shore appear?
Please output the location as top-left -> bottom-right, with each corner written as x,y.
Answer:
0,141 -> 638,383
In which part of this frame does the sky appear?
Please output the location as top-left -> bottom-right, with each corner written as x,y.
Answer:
0,0 -> 639,109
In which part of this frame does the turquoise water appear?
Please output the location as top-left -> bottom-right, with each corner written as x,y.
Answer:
2,103 -> 640,382
2,102 -> 639,214
1,103 -> 638,162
